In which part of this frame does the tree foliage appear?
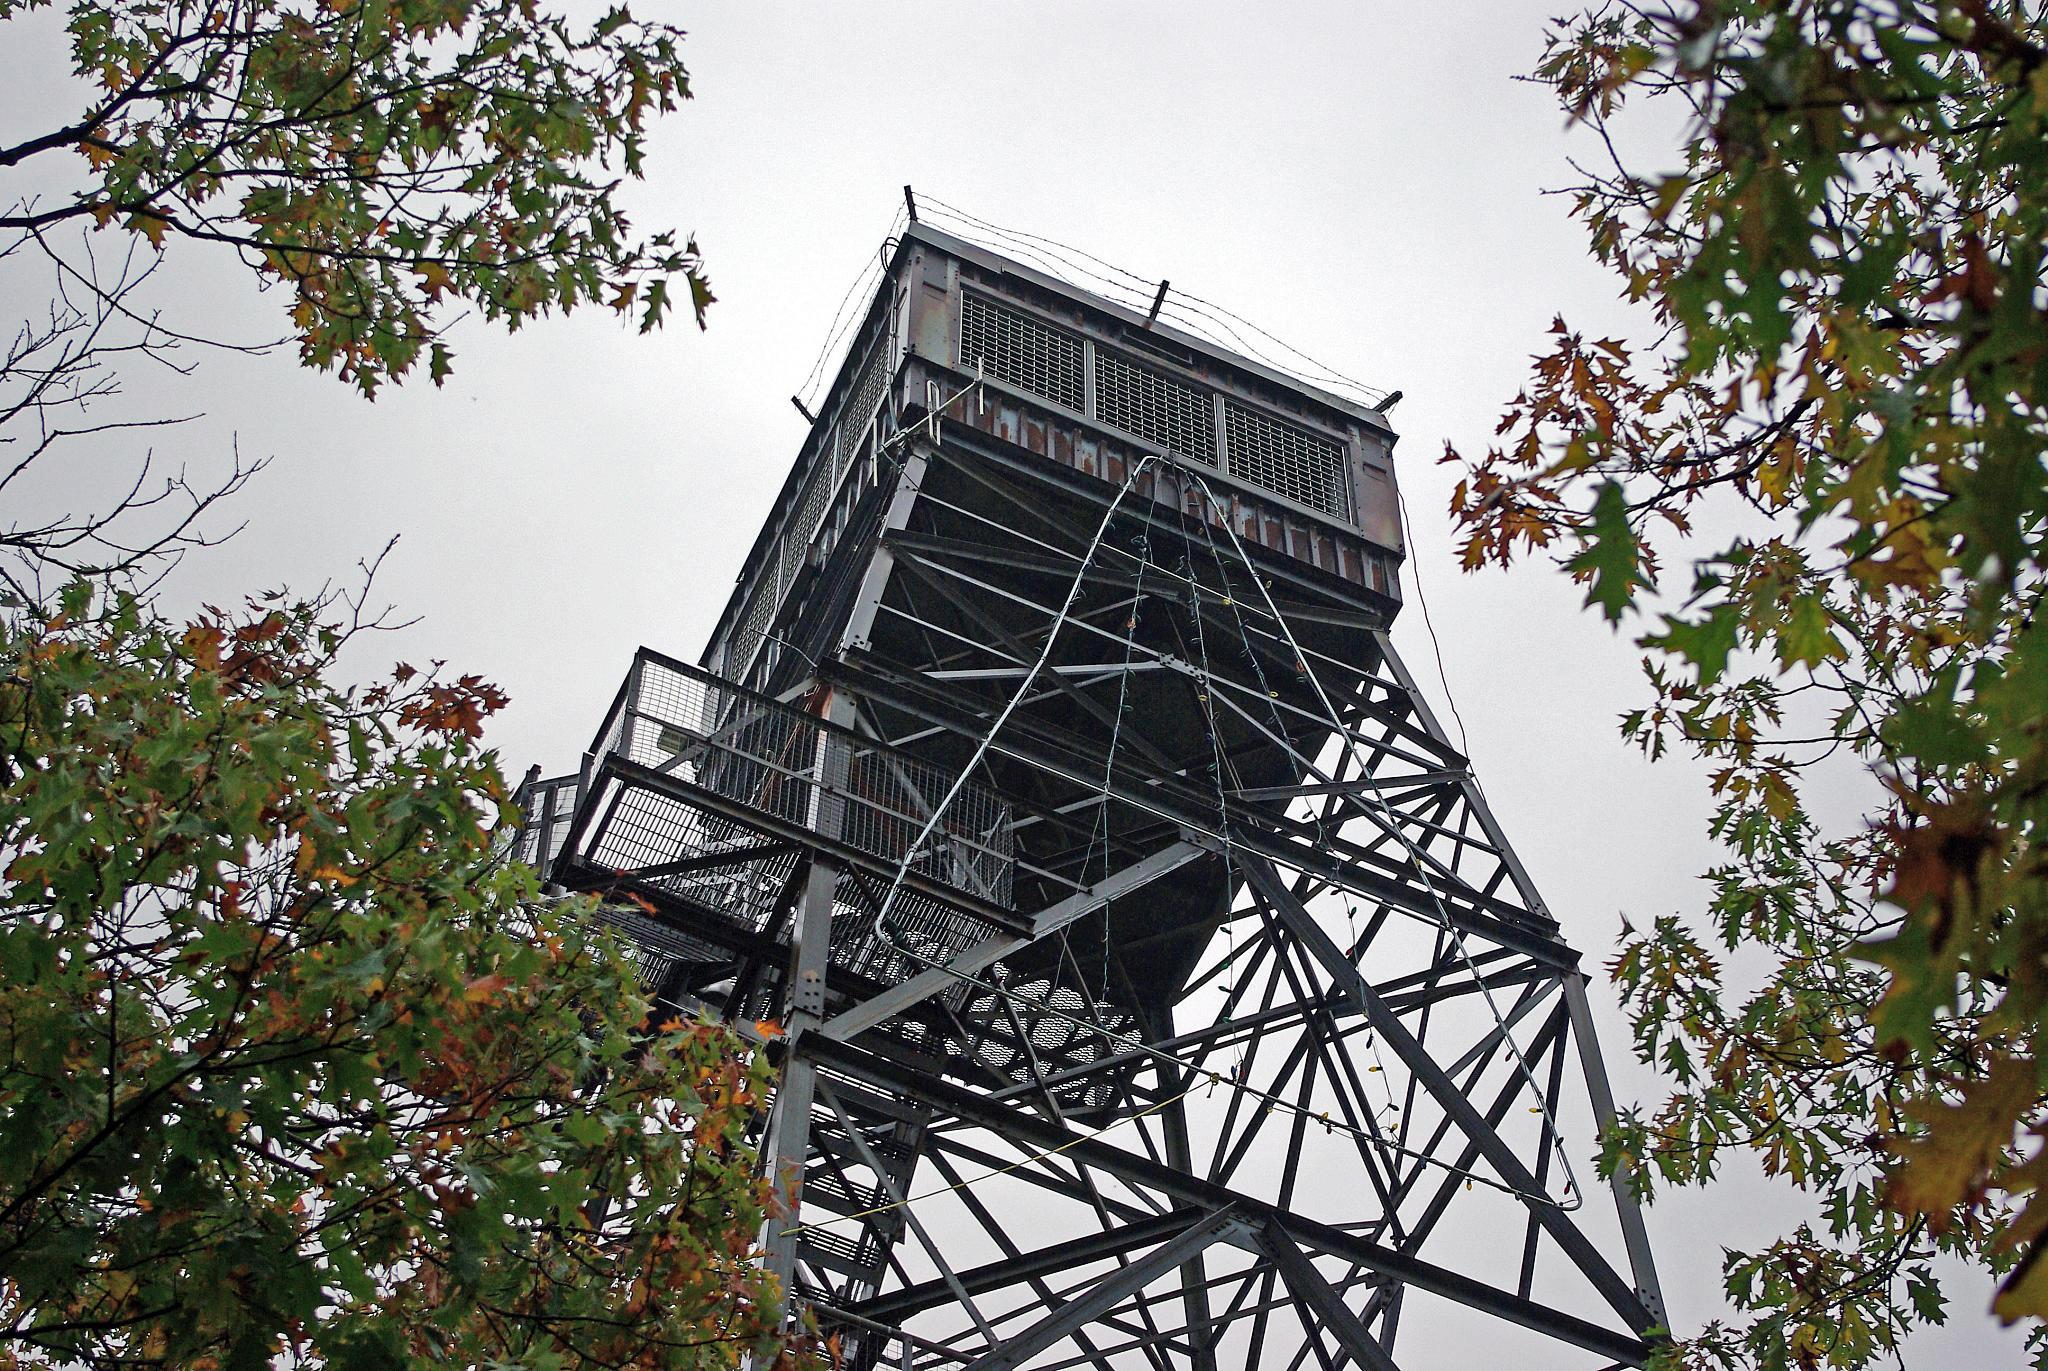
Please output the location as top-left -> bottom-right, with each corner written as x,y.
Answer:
0,584 -> 802,1370
1448,2 -> 2048,1366
0,0 -> 798,1360
0,0 -> 711,395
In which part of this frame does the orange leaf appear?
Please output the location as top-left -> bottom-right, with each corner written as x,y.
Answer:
464,974 -> 511,1003
126,211 -> 168,249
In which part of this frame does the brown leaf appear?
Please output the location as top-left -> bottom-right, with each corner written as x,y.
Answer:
1885,795 -> 2002,947
181,622 -> 226,669
126,211 -> 169,249
1886,1055 -> 2038,1230
398,675 -> 509,738
463,974 -> 511,1003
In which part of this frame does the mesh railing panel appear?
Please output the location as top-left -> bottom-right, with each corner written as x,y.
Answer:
959,292 -> 1083,411
730,341 -> 893,686
1225,399 -> 1351,520
597,654 -> 1014,909
803,471 -> 835,557
511,773 -> 581,870
1095,350 -> 1218,465
732,576 -> 777,681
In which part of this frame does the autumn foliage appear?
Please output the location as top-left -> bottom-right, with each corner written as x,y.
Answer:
0,586 -> 808,1370
0,0 -> 713,394
1447,2 -> 2048,1366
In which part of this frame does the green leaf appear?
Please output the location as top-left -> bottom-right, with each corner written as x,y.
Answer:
1642,604 -> 1742,687
1774,592 -> 1846,670
1565,480 -> 1645,622
0,590 -> 802,1369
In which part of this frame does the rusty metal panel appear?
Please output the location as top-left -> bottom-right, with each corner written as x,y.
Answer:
1355,461 -> 1402,554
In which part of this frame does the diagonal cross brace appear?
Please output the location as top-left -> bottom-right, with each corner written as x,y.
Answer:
816,1080 -> 1001,1348
806,1032 -> 1651,1365
1254,1220 -> 1402,1371
1237,856 -> 1656,1334
818,839 -> 1206,1042
956,1206 -> 1248,1371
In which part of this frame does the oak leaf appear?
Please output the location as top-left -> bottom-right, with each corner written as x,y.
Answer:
1885,1055 -> 2037,1231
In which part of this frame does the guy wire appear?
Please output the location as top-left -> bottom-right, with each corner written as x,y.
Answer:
847,394 -> 1569,1208
1178,468 -> 1585,1210
1078,548 -> 1148,1005
1180,488 -> 1409,1135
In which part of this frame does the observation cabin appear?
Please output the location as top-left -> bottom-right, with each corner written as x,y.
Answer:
520,221 -> 1423,1127
520,222 -> 1423,1130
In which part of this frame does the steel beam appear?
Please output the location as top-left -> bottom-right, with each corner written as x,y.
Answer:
954,1207 -> 1247,1371
763,854 -> 837,1292
1566,973 -> 1668,1324
1238,857 -> 1655,1333
1256,1222 -> 1402,1371
860,1208 -> 1213,1324
813,1033 -> 1652,1367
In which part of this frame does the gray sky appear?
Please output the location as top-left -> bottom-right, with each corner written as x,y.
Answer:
3,1 -> 2029,1363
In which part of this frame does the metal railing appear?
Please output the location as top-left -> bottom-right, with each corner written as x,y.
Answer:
587,650 -> 1015,909
513,652 -> 1146,1121
509,771 -> 582,871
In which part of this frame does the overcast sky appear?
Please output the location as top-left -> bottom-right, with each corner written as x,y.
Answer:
3,1 -> 2029,1364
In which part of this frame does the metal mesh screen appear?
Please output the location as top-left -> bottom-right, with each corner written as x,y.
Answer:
836,340 -> 894,475
593,653 -> 1014,908
828,879 -> 997,1021
733,577 -> 777,680
959,292 -> 1083,411
949,971 -> 1142,1113
772,457 -> 834,620
585,784 -> 803,931
1095,350 -> 1218,465
595,901 -> 729,993
1225,400 -> 1351,520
